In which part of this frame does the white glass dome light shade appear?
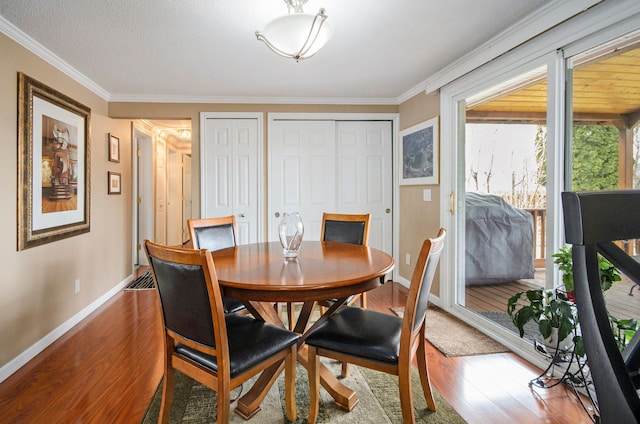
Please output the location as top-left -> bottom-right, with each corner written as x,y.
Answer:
256,9 -> 334,60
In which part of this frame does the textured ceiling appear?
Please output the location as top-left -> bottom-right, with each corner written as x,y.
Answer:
1,0 -> 578,103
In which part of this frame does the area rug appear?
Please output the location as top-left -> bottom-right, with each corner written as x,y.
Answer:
142,360 -> 466,423
126,271 -> 155,290
479,310 -> 538,343
391,306 -> 509,357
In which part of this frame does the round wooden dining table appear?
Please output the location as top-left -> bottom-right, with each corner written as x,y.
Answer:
211,240 -> 395,419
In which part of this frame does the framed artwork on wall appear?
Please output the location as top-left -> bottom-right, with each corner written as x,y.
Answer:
399,116 -> 439,185
108,133 -> 120,163
108,172 -> 121,195
17,72 -> 91,251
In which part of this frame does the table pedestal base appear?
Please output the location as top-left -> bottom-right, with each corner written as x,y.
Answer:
234,361 -> 283,419
297,345 -> 359,411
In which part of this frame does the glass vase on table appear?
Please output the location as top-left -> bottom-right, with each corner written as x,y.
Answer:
278,212 -> 304,258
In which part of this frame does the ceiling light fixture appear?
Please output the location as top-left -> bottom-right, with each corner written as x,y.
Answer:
256,0 -> 333,62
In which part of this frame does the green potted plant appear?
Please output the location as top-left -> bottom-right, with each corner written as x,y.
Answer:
551,244 -> 621,295
507,245 -> 623,356
507,286 -> 581,353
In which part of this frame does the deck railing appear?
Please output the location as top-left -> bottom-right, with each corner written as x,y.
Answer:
524,208 -> 546,268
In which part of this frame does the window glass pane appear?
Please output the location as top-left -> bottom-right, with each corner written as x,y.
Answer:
568,35 -> 640,343
460,67 -> 548,334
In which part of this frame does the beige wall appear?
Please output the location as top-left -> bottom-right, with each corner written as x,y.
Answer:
110,102 -> 397,220
0,33 -> 132,368
397,93 -> 442,293
112,97 -> 442,285
1,30 -> 443,372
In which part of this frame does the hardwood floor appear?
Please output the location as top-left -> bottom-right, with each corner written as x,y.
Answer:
0,279 -> 594,423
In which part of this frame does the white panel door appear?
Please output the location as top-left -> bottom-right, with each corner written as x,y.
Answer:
269,120 -> 336,241
136,135 -> 153,266
335,121 -> 393,254
155,137 -> 167,245
182,154 -> 192,244
167,148 -> 182,246
201,117 -> 259,244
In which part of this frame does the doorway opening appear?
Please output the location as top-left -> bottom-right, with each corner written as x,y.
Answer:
133,119 -> 192,267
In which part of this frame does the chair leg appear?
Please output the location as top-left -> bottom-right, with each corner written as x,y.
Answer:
398,360 -> 417,424
217,372 -> 231,424
308,346 -> 321,424
285,344 -> 298,421
159,368 -> 175,424
360,292 -> 367,309
287,302 -> 295,331
417,331 -> 436,411
340,362 -> 349,378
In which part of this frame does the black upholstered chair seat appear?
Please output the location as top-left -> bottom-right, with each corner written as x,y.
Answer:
306,306 -> 402,363
145,240 -> 299,422
222,297 -> 246,314
176,313 -> 300,378
305,229 -> 446,424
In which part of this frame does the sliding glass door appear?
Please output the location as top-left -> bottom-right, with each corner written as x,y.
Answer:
444,30 -> 640,343
454,65 -> 552,330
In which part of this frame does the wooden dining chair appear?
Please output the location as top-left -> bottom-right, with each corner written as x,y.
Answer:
144,240 -> 300,423
320,212 -> 371,307
305,228 -> 446,424
188,216 -> 246,314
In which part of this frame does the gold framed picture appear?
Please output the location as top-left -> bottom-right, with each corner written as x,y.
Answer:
17,72 -> 91,250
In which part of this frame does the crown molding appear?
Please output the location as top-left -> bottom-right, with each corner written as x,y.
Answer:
422,0 -> 602,94
107,93 -> 399,105
0,15 -> 110,101
396,81 -> 431,104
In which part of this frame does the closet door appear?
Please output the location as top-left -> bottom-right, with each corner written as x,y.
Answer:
269,119 -> 393,253
201,117 -> 260,244
336,121 -> 393,253
269,120 -> 337,240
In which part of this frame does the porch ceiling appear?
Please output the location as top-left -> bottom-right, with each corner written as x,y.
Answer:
468,45 -> 640,126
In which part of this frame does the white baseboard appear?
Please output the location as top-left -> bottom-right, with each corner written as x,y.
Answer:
395,275 -> 410,288
0,274 -> 133,384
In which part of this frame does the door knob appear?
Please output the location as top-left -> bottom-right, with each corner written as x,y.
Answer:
386,208 -> 391,213
239,213 -> 245,218
275,212 -> 280,218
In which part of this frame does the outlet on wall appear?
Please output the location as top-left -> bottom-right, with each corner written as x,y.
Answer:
74,279 -> 80,294
405,253 -> 411,266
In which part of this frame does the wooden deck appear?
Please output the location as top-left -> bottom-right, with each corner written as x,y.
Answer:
466,270 -> 640,323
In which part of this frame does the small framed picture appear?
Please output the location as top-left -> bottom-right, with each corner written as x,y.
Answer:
108,171 -> 121,195
399,116 -> 439,185
108,133 -> 120,163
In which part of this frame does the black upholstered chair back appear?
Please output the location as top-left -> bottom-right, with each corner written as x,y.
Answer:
145,241 -> 226,352
562,190 -> 640,423
321,213 -> 370,246
189,216 -> 238,251
148,254 -> 218,348
406,228 -> 446,333
188,216 -> 249,315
